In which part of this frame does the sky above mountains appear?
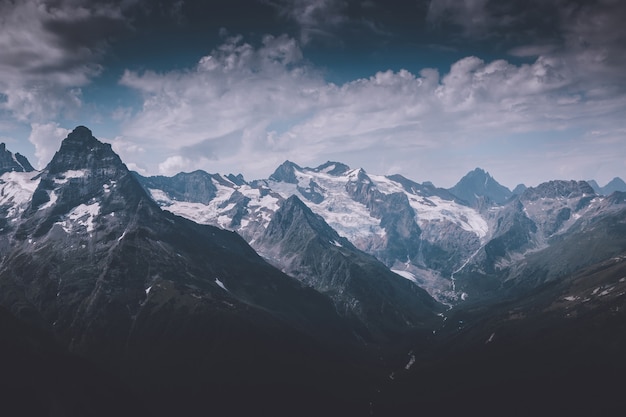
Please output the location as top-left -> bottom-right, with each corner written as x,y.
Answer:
0,0 -> 624,188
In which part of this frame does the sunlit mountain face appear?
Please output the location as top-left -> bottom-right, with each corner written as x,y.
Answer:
1,1 -> 625,415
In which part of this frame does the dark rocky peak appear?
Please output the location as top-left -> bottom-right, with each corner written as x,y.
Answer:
269,160 -> 301,183
0,142 -> 35,174
521,180 -> 596,201
265,195 -> 353,250
260,195 -> 441,342
22,126 -> 153,237
313,161 -> 351,176
45,126 -> 125,175
448,167 -> 512,206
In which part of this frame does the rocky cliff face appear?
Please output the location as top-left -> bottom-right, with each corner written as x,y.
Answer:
135,170 -> 218,204
0,142 -> 34,175
0,127 -> 371,416
139,161 -> 493,303
1,128 -> 625,416
257,195 -> 443,343
448,167 -> 512,207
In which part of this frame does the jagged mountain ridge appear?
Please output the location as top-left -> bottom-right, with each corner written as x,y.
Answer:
448,167 -> 513,207
0,127 -> 378,416
136,161 -> 492,303
588,177 -> 626,195
0,129 -> 625,416
454,180 -> 626,299
138,161 -> 626,307
256,194 -> 443,343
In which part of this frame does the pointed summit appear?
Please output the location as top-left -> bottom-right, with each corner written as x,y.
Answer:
22,126 -> 151,237
269,160 -> 301,184
448,168 -> 512,206
45,126 -> 125,175
258,194 -> 441,341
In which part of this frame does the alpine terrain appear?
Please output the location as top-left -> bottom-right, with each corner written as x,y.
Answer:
0,126 -> 624,416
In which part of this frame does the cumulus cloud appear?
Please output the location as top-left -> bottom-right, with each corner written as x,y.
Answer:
0,0 -> 132,121
120,34 -> 320,148
117,32 -> 626,185
28,122 -> 71,168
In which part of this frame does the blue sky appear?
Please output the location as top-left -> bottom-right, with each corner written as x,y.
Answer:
1,0 -> 625,188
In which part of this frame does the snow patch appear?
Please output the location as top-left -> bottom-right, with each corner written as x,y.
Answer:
215,278 -> 228,292
56,202 -> 100,233
149,188 -> 172,203
54,170 -> 87,184
599,287 -> 613,296
0,171 -> 41,218
404,353 -> 416,370
392,269 -> 418,283
39,190 -> 58,210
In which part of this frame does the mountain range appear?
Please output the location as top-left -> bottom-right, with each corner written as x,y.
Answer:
0,126 -> 625,416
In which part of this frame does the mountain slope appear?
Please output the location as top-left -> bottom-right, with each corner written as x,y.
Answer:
256,195 -> 443,343
0,127 -> 373,416
454,181 -> 626,299
376,251 -> 626,416
139,161 -> 491,303
0,305 -> 141,417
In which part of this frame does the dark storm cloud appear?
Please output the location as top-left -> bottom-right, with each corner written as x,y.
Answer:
261,0 -> 424,44
0,0 -> 140,121
263,0 -> 350,43
0,0 -> 135,73
558,0 -> 626,79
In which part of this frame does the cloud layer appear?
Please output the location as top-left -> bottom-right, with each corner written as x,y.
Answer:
0,1 -> 624,187
118,29 -> 626,186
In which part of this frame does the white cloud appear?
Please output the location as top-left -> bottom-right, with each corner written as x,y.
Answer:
158,155 -> 214,175
117,33 -> 626,186
28,122 -> 71,168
